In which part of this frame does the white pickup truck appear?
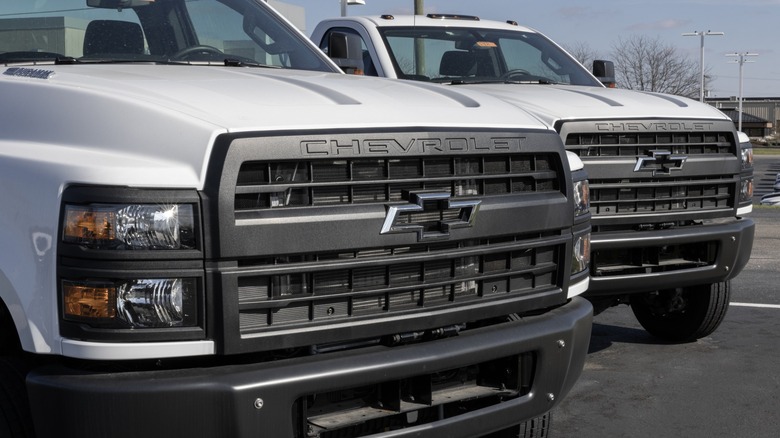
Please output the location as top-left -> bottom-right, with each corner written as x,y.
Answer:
0,2 -> 592,437
312,13 -> 755,343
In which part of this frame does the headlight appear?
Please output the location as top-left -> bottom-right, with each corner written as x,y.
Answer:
63,203 -> 196,250
740,178 -> 754,203
63,278 -> 198,328
741,145 -> 754,170
573,179 -> 590,217
571,233 -> 591,274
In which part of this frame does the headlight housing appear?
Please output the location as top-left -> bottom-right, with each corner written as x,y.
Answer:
59,187 -> 204,340
741,145 -> 754,170
737,133 -> 754,210
571,232 -> 591,274
573,179 -> 590,217
63,278 -> 198,328
63,203 -> 196,250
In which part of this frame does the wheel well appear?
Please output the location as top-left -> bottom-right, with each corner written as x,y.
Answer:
0,299 -> 23,354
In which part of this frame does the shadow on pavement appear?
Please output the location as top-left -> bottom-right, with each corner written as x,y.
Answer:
587,322 -> 670,353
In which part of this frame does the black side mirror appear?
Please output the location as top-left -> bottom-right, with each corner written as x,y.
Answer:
327,32 -> 365,74
593,60 -> 616,88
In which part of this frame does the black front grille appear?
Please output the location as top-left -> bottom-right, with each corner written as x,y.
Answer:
237,233 -> 561,335
590,176 -> 734,215
234,155 -> 559,211
565,131 -> 734,157
562,120 -> 739,219
207,130 -> 572,353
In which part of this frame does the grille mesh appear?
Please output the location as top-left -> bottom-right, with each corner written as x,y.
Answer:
234,155 -> 559,211
237,235 -> 561,335
565,129 -> 737,216
565,131 -> 733,157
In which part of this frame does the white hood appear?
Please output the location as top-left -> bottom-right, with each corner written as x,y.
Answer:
461,84 -> 731,127
0,65 -> 553,189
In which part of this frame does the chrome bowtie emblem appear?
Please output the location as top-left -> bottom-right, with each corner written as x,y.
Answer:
381,192 -> 481,241
634,150 -> 687,176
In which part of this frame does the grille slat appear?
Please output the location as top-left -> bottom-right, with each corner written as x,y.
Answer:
235,155 -> 560,211
566,131 -> 733,157
236,234 -> 563,334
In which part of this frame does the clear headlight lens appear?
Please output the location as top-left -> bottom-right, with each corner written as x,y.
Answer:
740,178 -> 754,203
63,203 -> 195,250
573,179 -> 590,217
63,278 -> 197,328
571,233 -> 591,274
741,145 -> 754,169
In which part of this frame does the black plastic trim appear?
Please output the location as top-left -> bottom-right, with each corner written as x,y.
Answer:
28,297 -> 593,438
585,217 -> 754,296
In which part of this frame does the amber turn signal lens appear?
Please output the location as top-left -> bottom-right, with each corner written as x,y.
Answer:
62,282 -> 117,320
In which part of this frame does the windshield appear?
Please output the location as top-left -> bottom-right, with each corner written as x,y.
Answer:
379,27 -> 601,86
0,0 -> 335,71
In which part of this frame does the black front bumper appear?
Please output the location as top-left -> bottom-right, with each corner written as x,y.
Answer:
586,217 -> 754,297
28,298 -> 592,438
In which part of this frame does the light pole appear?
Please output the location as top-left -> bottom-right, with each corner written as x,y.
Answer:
726,52 -> 758,133
414,0 -> 424,14
683,30 -> 724,102
340,0 -> 365,17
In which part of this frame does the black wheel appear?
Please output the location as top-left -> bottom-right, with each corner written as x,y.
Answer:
0,357 -> 34,437
630,281 -> 730,342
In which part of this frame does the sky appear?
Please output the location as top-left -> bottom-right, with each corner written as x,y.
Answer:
279,0 -> 780,98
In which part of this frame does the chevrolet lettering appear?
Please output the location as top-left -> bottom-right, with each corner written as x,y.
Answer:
595,121 -> 715,132
300,136 -> 525,155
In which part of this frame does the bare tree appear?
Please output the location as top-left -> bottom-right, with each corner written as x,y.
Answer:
610,35 -> 701,98
563,41 -> 602,72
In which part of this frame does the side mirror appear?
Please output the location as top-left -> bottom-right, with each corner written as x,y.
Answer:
593,60 -> 616,88
328,31 -> 365,74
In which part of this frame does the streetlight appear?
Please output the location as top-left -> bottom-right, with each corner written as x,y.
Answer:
340,0 -> 365,17
683,30 -> 724,102
726,52 -> 758,132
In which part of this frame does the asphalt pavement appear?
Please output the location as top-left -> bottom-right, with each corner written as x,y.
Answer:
554,154 -> 780,438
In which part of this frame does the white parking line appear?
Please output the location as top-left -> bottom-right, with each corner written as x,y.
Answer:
731,302 -> 780,309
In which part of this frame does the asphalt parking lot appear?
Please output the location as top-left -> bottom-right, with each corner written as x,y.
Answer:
554,154 -> 780,437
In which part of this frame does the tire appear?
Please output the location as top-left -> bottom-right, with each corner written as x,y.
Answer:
630,281 -> 730,343
519,411 -> 552,438
481,411 -> 552,438
0,357 -> 35,438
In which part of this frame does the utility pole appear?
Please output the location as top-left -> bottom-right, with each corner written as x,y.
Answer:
413,0 -> 424,75
682,30 -> 724,102
726,52 -> 758,132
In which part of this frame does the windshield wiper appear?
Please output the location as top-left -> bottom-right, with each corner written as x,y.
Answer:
45,56 -> 280,68
223,58 -> 279,68
449,78 -> 558,85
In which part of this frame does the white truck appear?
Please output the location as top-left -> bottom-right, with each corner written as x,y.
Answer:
0,1 -> 592,437
312,13 -> 755,343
